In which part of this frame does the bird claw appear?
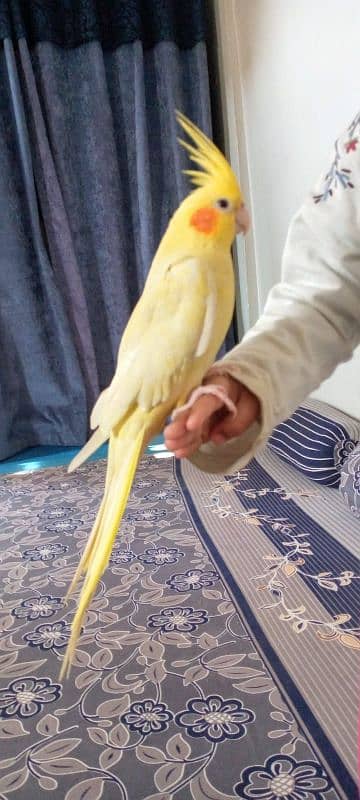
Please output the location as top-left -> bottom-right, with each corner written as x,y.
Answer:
172,383 -> 237,420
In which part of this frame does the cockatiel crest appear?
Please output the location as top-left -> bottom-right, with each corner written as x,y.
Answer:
169,111 -> 249,247
178,109 -> 240,191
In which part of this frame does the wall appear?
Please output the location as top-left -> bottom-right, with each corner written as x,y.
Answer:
214,0 -> 360,418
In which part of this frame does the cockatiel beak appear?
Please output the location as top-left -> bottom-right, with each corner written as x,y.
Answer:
235,203 -> 251,235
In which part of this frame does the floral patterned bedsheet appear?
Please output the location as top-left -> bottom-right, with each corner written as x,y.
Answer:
0,450 -> 357,799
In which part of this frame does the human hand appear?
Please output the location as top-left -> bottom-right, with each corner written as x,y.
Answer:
164,374 -> 260,458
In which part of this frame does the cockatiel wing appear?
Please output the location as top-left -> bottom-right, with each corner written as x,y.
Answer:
90,257 -> 216,435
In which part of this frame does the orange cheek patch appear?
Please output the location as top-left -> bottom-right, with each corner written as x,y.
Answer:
190,207 -> 219,234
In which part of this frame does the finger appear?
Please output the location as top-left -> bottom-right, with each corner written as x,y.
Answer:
164,417 -> 189,441
186,394 -> 224,432
166,429 -> 201,451
173,436 -> 203,459
165,416 -> 203,451
211,388 -> 260,439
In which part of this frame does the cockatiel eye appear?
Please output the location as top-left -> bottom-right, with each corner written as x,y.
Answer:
215,198 -> 231,211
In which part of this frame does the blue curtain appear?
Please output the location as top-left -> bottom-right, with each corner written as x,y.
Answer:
0,1 -> 216,460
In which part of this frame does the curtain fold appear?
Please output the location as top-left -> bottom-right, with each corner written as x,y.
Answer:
0,1 -> 214,460
0,40 -> 89,457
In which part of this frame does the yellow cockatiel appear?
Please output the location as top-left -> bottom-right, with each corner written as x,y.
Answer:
60,112 -> 250,679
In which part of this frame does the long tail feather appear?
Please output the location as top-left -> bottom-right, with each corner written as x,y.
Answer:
68,428 -> 108,474
65,424 -> 124,602
64,471 -> 111,602
60,421 -> 145,680
64,414 -> 132,601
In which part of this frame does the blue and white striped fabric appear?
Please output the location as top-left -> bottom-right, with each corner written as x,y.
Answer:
268,399 -> 360,487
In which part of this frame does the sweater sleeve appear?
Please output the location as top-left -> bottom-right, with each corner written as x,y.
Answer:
190,113 -> 360,474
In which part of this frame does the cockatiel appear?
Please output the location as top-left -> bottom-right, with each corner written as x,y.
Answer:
60,111 -> 250,679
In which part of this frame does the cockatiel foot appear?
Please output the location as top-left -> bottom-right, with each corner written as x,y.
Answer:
172,383 -> 237,420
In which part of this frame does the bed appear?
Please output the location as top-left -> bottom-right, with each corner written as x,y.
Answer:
0,401 -> 358,800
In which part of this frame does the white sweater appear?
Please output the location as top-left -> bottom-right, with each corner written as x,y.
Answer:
191,112 -> 360,474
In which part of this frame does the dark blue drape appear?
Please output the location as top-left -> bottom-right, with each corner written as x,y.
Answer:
0,0 -> 207,51
0,0 -> 216,460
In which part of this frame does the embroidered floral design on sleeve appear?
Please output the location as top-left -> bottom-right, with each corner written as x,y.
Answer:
313,111 -> 359,202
